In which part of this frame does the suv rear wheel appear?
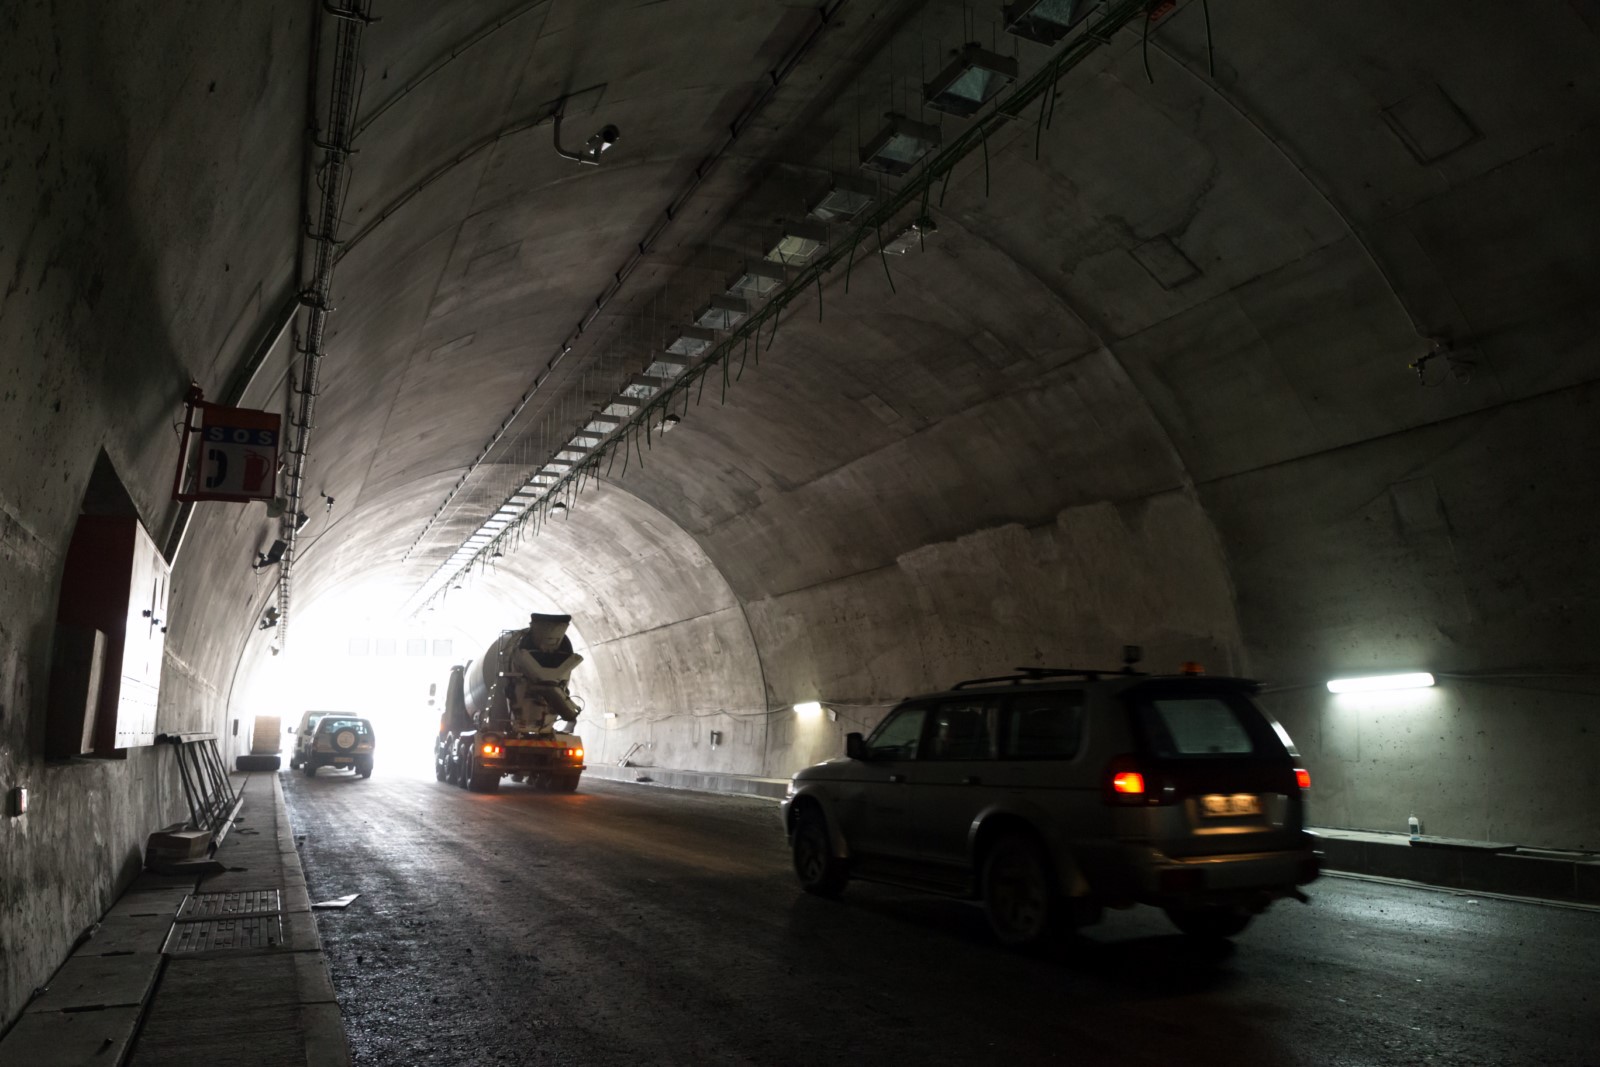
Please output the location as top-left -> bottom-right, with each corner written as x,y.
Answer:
981,832 -> 1058,948
1164,904 -> 1252,939
791,808 -> 848,897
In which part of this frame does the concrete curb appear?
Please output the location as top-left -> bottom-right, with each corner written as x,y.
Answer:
584,763 -> 1600,905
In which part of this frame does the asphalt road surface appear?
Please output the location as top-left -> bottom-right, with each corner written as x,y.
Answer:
285,767 -> 1600,1067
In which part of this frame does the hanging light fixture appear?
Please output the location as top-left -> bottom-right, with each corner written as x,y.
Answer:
808,176 -> 876,222
881,215 -> 938,255
860,114 -> 941,176
727,261 -> 785,298
692,295 -> 752,331
923,44 -> 1019,117
764,222 -> 829,267
1004,0 -> 1098,46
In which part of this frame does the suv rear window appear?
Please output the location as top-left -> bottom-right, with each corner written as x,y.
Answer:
1130,692 -> 1279,759
320,719 -> 371,735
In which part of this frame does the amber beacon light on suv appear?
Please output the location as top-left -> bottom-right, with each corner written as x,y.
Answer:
782,651 -> 1320,945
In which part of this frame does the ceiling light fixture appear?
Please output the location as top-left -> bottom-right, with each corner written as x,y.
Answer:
550,501 -> 569,516
1004,0 -> 1098,46
808,177 -> 876,223
924,44 -> 1019,117
1326,672 -> 1436,694
692,295 -> 751,331
860,114 -> 941,176
793,701 -> 824,718
727,262 -> 785,298
664,325 -> 717,358
658,413 -> 681,433
765,222 -> 829,267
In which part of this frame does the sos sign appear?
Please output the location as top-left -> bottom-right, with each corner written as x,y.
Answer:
173,388 -> 282,503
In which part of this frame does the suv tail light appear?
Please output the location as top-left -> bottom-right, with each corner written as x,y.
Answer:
1295,768 -> 1311,790
1105,755 -> 1173,806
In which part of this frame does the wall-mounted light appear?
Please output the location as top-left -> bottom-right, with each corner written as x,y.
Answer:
1004,0 -> 1097,46
860,114 -> 940,176
658,413 -> 681,434
709,729 -> 723,749
553,103 -> 620,166
765,223 -> 828,267
253,539 -> 287,570
924,44 -> 1019,117
1326,672 -> 1435,694
794,701 -> 824,719
550,501 -> 569,517
881,216 -> 937,255
259,606 -> 280,631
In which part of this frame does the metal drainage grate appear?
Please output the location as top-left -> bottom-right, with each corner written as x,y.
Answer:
177,889 -> 282,920
165,890 -> 287,954
165,915 -> 285,954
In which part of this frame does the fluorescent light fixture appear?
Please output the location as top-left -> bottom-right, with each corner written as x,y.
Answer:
664,325 -> 716,357
793,701 -> 824,718
727,262 -> 784,297
881,215 -> 937,255
1326,672 -> 1435,694
809,177 -> 876,222
860,114 -> 941,176
765,222 -> 828,267
1004,0 -> 1098,47
693,295 -> 751,331
924,44 -> 1019,118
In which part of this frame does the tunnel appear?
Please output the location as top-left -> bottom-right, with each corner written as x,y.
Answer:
3,0 -> 1599,1058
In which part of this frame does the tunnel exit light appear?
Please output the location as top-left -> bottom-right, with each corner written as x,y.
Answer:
1326,672 -> 1435,694
793,701 -> 824,719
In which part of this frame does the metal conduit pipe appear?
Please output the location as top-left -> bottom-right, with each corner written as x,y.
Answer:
276,0 -> 371,647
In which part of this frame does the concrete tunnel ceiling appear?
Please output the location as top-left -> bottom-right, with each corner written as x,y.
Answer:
8,1 -> 1598,842
210,0 -> 1600,809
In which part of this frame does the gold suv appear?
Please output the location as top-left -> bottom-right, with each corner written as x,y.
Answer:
782,659 -> 1319,944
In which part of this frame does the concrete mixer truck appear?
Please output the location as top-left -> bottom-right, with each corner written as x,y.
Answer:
434,613 -> 588,794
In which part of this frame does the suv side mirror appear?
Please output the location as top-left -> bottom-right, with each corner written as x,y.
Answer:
286,726 -> 295,734
845,732 -> 866,760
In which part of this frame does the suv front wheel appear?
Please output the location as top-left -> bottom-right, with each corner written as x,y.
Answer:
791,808 -> 848,897
981,832 -> 1059,948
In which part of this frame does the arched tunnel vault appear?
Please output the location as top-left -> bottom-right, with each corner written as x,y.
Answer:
4,0 -> 1600,1028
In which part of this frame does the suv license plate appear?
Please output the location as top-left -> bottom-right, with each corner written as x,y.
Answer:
1201,794 -> 1262,817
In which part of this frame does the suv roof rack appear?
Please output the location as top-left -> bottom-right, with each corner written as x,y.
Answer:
951,665 -> 1146,689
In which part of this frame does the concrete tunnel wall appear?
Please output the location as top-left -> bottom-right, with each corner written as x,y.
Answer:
4,0 -> 1600,1031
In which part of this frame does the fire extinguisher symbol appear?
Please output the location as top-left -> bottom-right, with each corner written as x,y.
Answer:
243,449 -> 270,492
204,448 -> 229,489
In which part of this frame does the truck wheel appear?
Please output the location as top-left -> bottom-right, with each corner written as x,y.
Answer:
434,755 -> 446,782
792,808 -> 848,897
302,761 -> 317,779
467,757 -> 499,794
981,832 -> 1058,949
552,773 -> 580,793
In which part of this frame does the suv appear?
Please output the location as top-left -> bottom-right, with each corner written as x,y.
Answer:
781,662 -> 1319,945
299,716 -> 376,779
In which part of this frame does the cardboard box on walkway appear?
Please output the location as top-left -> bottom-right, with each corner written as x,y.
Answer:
146,826 -> 212,865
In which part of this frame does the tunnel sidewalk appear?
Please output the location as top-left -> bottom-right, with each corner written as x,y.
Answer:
587,764 -> 1600,907
0,770 -> 349,1067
